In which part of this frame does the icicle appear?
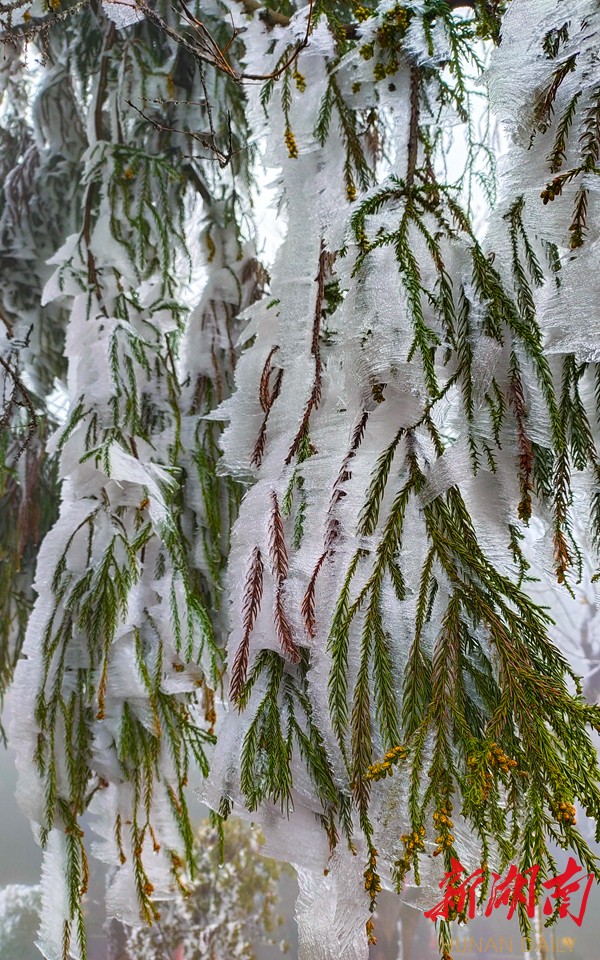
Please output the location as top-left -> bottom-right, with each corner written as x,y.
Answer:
36,831 -> 80,960
295,849 -> 370,960
102,0 -> 145,28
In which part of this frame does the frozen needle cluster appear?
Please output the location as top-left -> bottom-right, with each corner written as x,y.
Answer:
3,1 -> 600,959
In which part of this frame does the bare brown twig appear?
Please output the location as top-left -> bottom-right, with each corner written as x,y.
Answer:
406,65 -> 420,188
0,0 -> 478,45
125,98 -> 235,166
132,0 -> 314,84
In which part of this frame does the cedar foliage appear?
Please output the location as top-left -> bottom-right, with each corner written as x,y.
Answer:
2,1 -> 600,958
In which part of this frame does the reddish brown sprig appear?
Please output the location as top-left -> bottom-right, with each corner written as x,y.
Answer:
286,243 -> 332,464
324,409 -> 370,554
274,588 -> 300,662
230,546 -> 264,702
269,492 -> 301,662
251,347 -> 284,467
301,410 -> 369,637
269,490 -> 289,580
302,552 -> 326,639
202,684 -> 217,732
259,345 -> 281,412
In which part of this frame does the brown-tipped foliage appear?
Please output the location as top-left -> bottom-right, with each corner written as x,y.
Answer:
230,546 -> 265,702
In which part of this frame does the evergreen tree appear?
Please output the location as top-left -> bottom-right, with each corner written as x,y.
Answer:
2,1 -> 600,959
124,817 -> 288,960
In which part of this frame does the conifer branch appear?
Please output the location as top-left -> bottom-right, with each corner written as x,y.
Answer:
230,546 -> 264,702
252,348 -> 283,468
6,3 -> 600,957
268,491 -> 300,662
285,242 -> 329,464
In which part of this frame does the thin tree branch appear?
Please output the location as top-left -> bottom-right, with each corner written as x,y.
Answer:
0,352 -> 38,461
0,0 -> 88,43
125,98 -> 235,166
0,0 -> 478,45
285,241 -> 330,465
406,65 -> 420,188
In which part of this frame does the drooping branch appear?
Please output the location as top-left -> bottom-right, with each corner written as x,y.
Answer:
285,242 -> 331,464
0,351 -> 38,460
0,0 -> 479,53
